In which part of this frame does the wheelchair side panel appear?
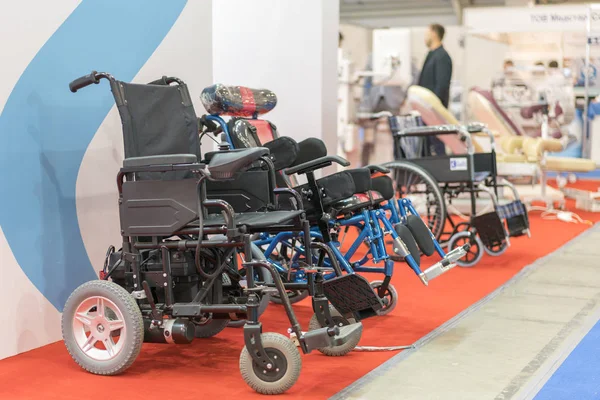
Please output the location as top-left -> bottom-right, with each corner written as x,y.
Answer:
206,170 -> 271,212
120,178 -> 198,236
396,155 -> 474,183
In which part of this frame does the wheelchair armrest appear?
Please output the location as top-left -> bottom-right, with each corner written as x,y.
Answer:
122,154 -> 197,168
284,155 -> 350,176
365,164 -> 390,174
204,148 -> 247,163
208,147 -> 270,180
273,187 -> 303,210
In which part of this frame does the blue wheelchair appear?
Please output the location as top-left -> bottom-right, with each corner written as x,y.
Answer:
199,84 -> 470,317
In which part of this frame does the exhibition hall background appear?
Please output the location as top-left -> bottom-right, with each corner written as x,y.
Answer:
0,0 -> 338,360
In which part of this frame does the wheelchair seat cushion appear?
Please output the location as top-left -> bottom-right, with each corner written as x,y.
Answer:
201,84 -> 277,117
203,210 -> 304,230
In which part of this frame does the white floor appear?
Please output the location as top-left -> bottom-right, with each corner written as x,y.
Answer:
332,226 -> 600,400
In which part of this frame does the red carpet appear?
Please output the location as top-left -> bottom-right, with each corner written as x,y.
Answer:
1,181 -> 599,400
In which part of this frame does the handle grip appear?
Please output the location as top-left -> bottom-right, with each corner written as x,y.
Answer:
69,71 -> 99,93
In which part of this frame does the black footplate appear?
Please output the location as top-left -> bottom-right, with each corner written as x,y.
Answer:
506,215 -> 529,237
323,274 -> 383,320
472,211 -> 507,248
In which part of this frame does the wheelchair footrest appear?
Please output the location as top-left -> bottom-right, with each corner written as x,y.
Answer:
506,215 -> 530,238
323,274 -> 383,320
331,322 -> 363,347
301,326 -> 336,352
419,244 -> 469,286
301,322 -> 363,352
473,211 -> 508,248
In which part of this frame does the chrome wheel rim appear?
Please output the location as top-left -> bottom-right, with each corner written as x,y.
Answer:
72,296 -> 126,361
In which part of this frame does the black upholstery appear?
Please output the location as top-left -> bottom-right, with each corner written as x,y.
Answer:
347,168 -> 372,194
208,148 -> 269,179
111,79 -> 200,180
201,210 -> 305,231
263,137 -> 299,171
292,138 -> 327,167
371,176 -> 395,201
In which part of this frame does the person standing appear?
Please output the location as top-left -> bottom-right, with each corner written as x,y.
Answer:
417,23 -> 452,155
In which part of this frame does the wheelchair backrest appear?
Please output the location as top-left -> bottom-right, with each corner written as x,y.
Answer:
111,78 -> 200,177
227,117 -> 299,187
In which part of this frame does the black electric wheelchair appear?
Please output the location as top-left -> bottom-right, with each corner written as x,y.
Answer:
60,72 -> 380,395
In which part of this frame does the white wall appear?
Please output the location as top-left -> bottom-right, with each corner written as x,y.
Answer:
0,0 -> 341,360
212,0 -> 340,155
340,23 -> 372,73
463,34 -> 510,91
0,0 -> 213,360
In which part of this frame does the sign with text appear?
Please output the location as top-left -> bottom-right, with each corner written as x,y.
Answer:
465,5 -> 600,34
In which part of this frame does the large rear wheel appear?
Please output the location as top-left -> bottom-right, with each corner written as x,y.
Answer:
62,280 -> 143,375
384,160 -> 446,241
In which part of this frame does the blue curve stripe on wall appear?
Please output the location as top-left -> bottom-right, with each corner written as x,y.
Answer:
0,0 -> 187,311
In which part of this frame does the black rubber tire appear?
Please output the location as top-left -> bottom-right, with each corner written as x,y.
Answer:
383,160 -> 447,241
406,215 -> 435,256
483,241 -> 509,256
370,281 -> 398,316
308,305 -> 362,356
394,224 -> 421,266
448,231 -> 484,268
62,280 -> 144,375
239,332 -> 302,395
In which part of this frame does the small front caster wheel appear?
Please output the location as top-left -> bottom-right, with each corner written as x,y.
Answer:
370,280 -> 398,316
483,241 -> 509,257
308,304 -> 362,356
448,231 -> 484,268
62,280 -> 144,375
239,332 -> 302,395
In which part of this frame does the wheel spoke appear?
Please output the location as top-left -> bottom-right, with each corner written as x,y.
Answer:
108,319 -> 124,332
96,298 -> 105,318
81,334 -> 97,353
75,312 -> 93,327
104,338 -> 116,357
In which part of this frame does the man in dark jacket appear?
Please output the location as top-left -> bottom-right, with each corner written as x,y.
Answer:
418,23 -> 452,107
417,23 -> 452,154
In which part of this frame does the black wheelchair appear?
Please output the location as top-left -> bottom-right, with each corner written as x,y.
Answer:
60,72 -> 377,395
387,116 -> 531,267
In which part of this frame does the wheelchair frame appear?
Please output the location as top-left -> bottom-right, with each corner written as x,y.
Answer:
61,72 -> 377,395
205,114 -> 468,298
388,120 -> 531,267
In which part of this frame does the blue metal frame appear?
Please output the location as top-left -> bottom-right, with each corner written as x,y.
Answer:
206,114 -> 233,146
201,114 -> 447,285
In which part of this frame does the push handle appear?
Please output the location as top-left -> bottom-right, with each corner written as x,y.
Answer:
69,71 -> 100,93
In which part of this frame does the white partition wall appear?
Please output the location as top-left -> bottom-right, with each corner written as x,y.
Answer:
0,0 -> 213,360
212,0 -> 340,156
